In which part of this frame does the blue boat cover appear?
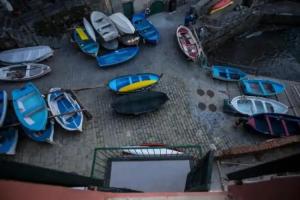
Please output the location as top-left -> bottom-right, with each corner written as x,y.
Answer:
132,13 -> 160,44
12,82 -> 48,131
96,47 -> 139,67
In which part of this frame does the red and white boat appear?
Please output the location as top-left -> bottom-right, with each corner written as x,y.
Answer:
210,0 -> 234,14
176,25 -> 201,62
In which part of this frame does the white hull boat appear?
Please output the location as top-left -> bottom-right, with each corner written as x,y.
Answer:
109,12 -> 135,35
231,96 -> 289,116
0,46 -> 54,65
0,63 -> 51,81
90,11 -> 119,42
83,17 -> 97,42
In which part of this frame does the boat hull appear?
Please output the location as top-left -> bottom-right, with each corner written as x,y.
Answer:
83,17 -> 97,42
112,91 -> 169,115
108,73 -> 162,93
22,120 -> 54,143
0,90 -> 8,127
12,82 -> 48,131
0,128 -> 18,155
247,113 -> 300,137
241,79 -> 285,96
72,27 -> 99,57
96,47 -> 139,67
212,65 -> 247,81
110,12 -> 135,35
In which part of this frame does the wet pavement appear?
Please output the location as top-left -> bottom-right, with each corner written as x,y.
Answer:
1,4 -> 300,179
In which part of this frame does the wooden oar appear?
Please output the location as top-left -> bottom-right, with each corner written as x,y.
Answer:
0,108 -> 87,130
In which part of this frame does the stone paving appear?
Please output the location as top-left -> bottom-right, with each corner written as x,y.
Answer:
1,5 -> 299,177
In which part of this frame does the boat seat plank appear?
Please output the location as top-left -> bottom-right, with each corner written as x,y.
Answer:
265,116 -> 274,135
281,119 -> 290,136
259,82 -> 267,95
22,104 -> 45,117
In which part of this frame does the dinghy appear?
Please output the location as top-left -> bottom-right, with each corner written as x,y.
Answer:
22,120 -> 54,143
72,27 -> 99,57
101,38 -> 119,50
0,128 -> 18,155
241,79 -> 285,96
246,113 -> 300,137
90,11 -> 119,42
132,13 -> 160,44
212,65 -> 247,81
12,82 -> 48,131
119,34 -> 140,46
0,63 -> 51,82
0,46 -> 54,65
108,73 -> 162,93
111,91 -> 169,115
83,17 -> 97,42
0,90 -> 8,127
176,25 -> 201,61
96,47 -> 139,67
231,96 -> 288,116
109,12 -> 135,35
210,0 -> 234,14
47,88 -> 83,132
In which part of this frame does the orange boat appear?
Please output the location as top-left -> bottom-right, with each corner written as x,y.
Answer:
210,0 -> 234,14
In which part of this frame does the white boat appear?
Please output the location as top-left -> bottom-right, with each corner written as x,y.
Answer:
109,12 -> 135,35
0,46 -> 54,65
0,63 -> 51,81
90,11 -> 119,42
83,17 -> 97,42
231,96 -> 289,116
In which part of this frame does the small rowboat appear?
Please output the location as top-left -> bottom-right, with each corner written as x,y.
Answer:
246,113 -> 300,137
108,73 -> 162,93
90,11 -> 119,42
111,91 -> 169,115
0,128 -> 18,155
96,47 -> 139,67
0,63 -> 51,82
47,88 -> 83,132
12,82 -> 48,131
0,90 -> 8,127
0,46 -> 54,65
109,12 -> 135,35
176,25 -> 201,61
241,79 -> 285,97
231,96 -> 288,116
210,0 -> 234,14
132,12 -> 160,44
83,17 -> 96,42
72,27 -> 99,57
22,120 -> 54,143
212,65 -> 247,81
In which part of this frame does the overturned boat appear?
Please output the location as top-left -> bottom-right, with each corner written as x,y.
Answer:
83,17 -> 97,42
0,63 -> 51,82
0,46 -> 54,65
110,12 -> 135,35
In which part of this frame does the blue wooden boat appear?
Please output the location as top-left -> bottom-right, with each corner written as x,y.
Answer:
108,73 -> 162,93
72,27 -> 99,57
12,82 -> 48,131
241,79 -> 285,96
0,90 -> 8,127
96,47 -> 139,67
212,65 -> 247,81
132,13 -> 160,44
0,128 -> 18,155
47,88 -> 83,132
22,120 -> 54,143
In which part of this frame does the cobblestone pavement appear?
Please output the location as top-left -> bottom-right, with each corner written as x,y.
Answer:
1,5 -> 295,176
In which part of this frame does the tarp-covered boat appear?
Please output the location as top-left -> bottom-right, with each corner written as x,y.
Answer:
72,27 -> 99,57
0,90 -> 8,127
246,113 -> 300,137
96,47 -> 139,67
210,0 -> 234,14
108,73 -> 162,93
0,46 -> 54,65
0,63 -> 51,82
212,65 -> 247,81
231,96 -> 288,116
241,79 -> 285,96
90,11 -> 119,42
132,13 -> 160,44
176,25 -> 201,61
0,128 -> 18,155
12,82 -> 48,131
111,91 -> 169,115
83,17 -> 97,42
47,88 -> 83,132
109,12 -> 135,35
22,120 -> 54,143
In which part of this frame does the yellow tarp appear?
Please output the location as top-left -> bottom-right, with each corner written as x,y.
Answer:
119,80 -> 157,93
76,28 -> 89,41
